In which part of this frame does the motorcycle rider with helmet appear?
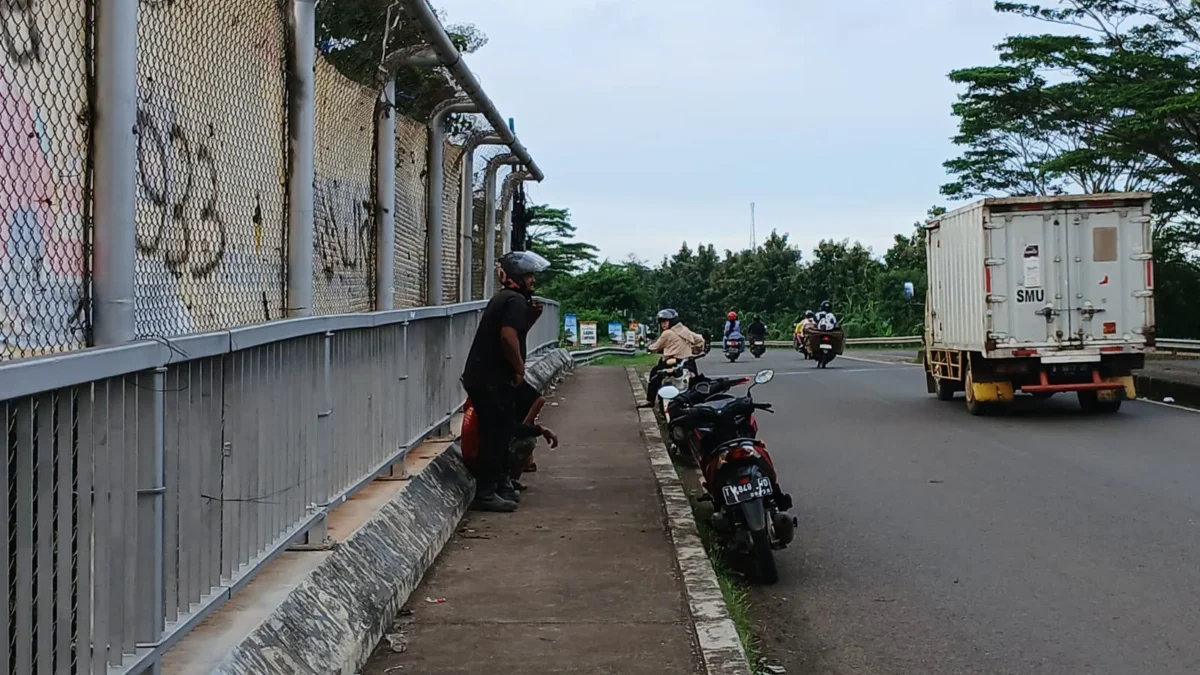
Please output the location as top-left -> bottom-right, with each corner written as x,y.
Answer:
723,311 -> 743,350
640,308 -> 706,407
460,250 -> 559,512
815,300 -> 838,331
747,315 -> 767,340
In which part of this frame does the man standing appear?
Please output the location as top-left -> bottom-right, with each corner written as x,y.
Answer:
641,308 -> 706,407
461,250 -> 555,512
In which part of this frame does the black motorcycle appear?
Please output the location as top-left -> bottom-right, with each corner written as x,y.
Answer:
660,370 -> 796,583
749,336 -> 766,358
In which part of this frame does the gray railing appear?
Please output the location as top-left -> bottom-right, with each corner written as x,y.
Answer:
1,299 -> 559,675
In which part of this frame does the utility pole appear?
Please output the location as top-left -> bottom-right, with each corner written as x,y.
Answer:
750,202 -> 757,249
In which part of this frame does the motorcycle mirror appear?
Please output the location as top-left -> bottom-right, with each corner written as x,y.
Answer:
903,281 -> 915,302
754,369 -> 775,385
658,385 -> 681,400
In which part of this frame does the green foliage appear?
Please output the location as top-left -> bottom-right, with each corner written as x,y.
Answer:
316,1 -> 487,126
943,0 -> 1200,337
524,205 -> 599,289
550,226 -> 931,342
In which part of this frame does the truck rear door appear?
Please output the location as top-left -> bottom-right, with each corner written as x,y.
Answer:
1067,205 -> 1153,347
987,209 -> 1072,349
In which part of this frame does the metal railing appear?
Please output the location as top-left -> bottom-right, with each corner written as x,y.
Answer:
705,336 -> 1200,352
1,299 -> 559,675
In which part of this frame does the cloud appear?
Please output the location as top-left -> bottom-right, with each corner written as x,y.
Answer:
434,0 -> 1032,263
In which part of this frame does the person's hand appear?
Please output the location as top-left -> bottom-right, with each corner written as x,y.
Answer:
541,427 -> 559,449
529,299 -> 544,320
512,370 -> 525,387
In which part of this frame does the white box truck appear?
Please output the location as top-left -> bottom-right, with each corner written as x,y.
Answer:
920,192 -> 1155,415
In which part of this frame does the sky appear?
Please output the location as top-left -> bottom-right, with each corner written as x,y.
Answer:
434,0 -> 1036,265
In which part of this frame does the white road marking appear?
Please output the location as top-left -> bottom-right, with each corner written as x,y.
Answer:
1137,398 -> 1200,414
840,354 -> 922,367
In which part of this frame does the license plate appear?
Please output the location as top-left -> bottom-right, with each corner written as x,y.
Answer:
820,344 -> 832,350
722,476 -> 773,506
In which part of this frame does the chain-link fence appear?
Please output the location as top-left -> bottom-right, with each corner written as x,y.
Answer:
134,0 -> 288,337
394,117 -> 429,308
3,0 -> 509,359
313,58 -> 377,315
0,0 -> 91,360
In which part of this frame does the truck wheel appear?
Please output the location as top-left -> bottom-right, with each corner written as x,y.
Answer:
1078,391 -> 1122,414
965,366 -> 989,416
934,377 -> 956,401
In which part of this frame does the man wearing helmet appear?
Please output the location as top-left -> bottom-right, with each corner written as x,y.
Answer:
640,308 -> 706,407
461,251 -> 559,512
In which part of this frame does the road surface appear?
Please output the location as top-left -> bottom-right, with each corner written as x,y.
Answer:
694,348 -> 1200,675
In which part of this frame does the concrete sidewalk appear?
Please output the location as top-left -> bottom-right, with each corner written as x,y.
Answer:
361,366 -> 704,675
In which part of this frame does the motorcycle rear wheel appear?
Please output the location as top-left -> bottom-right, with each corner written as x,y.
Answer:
751,529 -> 779,583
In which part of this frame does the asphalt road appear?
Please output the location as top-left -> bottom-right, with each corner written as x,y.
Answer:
695,348 -> 1200,675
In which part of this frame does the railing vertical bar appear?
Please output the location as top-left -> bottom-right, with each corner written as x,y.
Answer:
91,383 -> 112,667
204,357 -> 222,593
163,367 -> 180,623
1,402 -> 10,675
120,375 -> 137,657
56,390 -> 75,672
221,352 -> 238,581
75,386 -> 94,675
35,392 -> 55,675
15,396 -> 34,674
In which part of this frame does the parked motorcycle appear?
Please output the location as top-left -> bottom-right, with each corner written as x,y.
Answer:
724,334 -> 745,362
660,370 -> 795,583
749,336 -> 766,359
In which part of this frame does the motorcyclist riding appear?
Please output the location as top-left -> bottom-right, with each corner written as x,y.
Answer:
747,315 -> 767,340
641,309 -> 706,407
815,300 -> 838,331
723,311 -> 743,349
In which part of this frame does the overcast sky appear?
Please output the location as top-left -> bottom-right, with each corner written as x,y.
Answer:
435,0 -> 1033,265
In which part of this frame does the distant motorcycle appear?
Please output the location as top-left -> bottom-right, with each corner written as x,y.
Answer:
749,336 -> 766,358
724,333 -> 745,362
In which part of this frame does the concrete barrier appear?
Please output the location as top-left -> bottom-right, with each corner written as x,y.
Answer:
204,347 -> 574,675
1135,372 -> 1200,409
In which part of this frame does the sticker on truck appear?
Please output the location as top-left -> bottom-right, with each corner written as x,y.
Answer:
1023,244 -> 1042,288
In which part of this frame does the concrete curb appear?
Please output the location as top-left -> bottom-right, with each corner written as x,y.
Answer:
211,448 -> 474,675
1136,372 -> 1200,409
625,367 -> 754,675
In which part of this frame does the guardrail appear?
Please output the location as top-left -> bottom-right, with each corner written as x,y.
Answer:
706,336 -> 924,348
1,299 -> 559,675
570,346 -> 637,365
1157,339 -> 1200,355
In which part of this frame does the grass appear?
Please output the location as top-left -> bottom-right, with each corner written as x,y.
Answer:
686,488 -> 762,668
586,352 -> 660,371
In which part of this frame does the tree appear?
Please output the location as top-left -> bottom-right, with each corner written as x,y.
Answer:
316,1 -> 487,124
523,205 -> 598,290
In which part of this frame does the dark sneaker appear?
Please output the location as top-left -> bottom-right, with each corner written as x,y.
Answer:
512,479 -> 527,492
523,462 -> 538,473
472,492 -> 518,513
498,486 -> 522,503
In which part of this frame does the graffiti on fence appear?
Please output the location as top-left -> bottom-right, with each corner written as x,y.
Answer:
1,0 -> 42,66
135,102 -> 229,279
315,177 -> 373,284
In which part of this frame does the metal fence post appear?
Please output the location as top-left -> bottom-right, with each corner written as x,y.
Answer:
460,134 -> 504,301
135,367 -> 166,673
500,170 -> 532,256
92,0 -> 139,346
375,81 -> 397,311
482,153 -> 520,297
286,0 -> 317,318
426,99 -> 477,306
304,331 -> 333,545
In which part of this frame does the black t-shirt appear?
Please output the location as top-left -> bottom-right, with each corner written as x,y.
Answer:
462,289 -> 530,388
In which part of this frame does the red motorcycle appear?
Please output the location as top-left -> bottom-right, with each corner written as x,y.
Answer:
659,370 -> 795,583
